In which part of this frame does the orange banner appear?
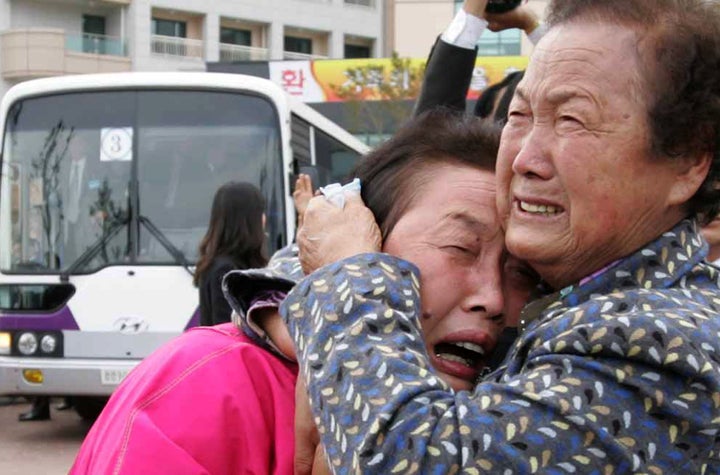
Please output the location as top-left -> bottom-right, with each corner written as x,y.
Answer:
269,56 -> 529,103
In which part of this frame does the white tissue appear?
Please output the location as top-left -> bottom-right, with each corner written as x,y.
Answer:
319,178 -> 361,208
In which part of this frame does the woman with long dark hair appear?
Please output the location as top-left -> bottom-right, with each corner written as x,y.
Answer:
194,181 -> 267,326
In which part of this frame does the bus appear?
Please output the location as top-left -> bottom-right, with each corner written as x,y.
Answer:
0,72 -> 369,419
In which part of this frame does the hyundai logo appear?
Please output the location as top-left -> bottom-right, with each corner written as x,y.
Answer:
113,317 -> 149,334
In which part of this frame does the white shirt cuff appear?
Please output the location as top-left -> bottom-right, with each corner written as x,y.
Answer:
441,8 -> 488,50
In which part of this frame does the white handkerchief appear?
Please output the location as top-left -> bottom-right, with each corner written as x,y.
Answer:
319,178 -> 361,208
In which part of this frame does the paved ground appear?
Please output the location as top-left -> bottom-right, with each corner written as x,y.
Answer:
0,398 -> 91,475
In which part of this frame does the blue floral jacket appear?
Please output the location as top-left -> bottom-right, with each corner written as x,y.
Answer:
282,219 -> 720,474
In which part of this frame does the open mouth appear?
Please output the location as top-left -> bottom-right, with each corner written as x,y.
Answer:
435,341 -> 487,369
518,200 -> 563,217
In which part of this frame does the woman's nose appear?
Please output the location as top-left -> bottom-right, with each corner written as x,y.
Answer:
511,127 -> 553,180
461,269 -> 505,321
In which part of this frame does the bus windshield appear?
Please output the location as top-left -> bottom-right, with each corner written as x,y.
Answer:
0,89 -> 284,274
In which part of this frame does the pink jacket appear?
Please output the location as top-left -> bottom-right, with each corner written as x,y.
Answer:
71,323 -> 298,475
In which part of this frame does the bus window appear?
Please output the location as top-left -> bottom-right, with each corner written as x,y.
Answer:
290,114 -> 312,173
314,128 -> 364,184
0,92 -> 134,274
0,89 -> 286,274
135,90 -> 284,263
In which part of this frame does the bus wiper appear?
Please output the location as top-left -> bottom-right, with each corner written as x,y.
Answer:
60,218 -> 129,282
138,216 -> 194,276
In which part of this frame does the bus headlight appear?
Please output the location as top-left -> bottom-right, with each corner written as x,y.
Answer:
17,332 -> 38,356
0,332 -> 11,355
40,335 -> 57,354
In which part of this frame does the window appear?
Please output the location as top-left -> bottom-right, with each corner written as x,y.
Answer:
82,15 -> 106,54
344,44 -> 371,59
152,18 -> 187,38
477,29 -> 521,56
284,36 -> 312,54
315,128 -> 362,185
83,15 -> 105,35
220,27 -> 251,46
2,90 -> 284,271
290,115 -> 362,186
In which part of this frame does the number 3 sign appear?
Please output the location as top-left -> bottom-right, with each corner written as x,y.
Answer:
100,127 -> 133,162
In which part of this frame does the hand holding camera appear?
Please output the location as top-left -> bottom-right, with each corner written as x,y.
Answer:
463,0 -> 539,35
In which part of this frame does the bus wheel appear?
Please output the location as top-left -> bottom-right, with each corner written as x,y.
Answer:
73,396 -> 108,421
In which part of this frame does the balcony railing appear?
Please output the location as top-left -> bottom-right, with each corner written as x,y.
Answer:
151,35 -> 203,58
283,51 -> 328,61
1,28 -> 131,79
344,0 -> 375,6
65,32 -> 127,56
219,43 -> 270,62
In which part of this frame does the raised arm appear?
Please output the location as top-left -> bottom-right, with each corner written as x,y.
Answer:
414,0 -> 489,116
414,1 -> 545,117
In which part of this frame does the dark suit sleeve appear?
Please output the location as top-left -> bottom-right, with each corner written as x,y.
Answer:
208,261 -> 235,325
413,36 -> 479,116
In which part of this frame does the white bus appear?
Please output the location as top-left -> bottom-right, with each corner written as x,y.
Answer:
0,72 -> 369,418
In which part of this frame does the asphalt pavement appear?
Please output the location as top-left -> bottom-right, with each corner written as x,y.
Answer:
0,398 -> 90,475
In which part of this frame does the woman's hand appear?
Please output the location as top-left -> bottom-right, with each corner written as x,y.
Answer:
253,307 -> 296,361
485,4 -> 540,34
297,194 -> 381,275
293,174 -> 315,229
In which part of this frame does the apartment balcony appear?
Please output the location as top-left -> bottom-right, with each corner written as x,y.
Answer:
219,43 -> 269,62
283,51 -> 328,61
1,28 -> 130,80
66,32 -> 127,56
151,35 -> 203,58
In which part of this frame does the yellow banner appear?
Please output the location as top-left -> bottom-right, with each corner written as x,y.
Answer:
270,56 -> 529,103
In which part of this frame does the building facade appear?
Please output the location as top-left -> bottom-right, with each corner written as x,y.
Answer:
0,0 -> 384,98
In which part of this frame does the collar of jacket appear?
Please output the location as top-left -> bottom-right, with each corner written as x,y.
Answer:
518,218 -> 707,333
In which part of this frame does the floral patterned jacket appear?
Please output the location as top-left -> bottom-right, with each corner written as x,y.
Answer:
281,219 -> 720,474
223,244 -> 303,358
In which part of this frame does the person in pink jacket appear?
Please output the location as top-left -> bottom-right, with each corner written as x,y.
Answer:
71,110 -> 537,474
71,323 -> 297,474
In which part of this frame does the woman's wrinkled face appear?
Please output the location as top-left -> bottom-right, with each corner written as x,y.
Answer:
497,22 -> 699,289
383,162 -> 536,391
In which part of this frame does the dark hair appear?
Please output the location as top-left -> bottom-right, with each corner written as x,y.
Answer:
475,71 -> 525,124
193,182 -> 268,286
546,0 -> 720,223
352,108 -> 501,239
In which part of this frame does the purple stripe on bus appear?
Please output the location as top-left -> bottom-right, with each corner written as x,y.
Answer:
184,308 -> 200,331
0,306 -> 80,331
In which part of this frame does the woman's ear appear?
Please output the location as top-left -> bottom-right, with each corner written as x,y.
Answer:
667,151 -> 712,207
262,213 -> 267,230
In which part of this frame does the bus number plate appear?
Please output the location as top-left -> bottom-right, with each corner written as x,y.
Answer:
101,369 -> 130,385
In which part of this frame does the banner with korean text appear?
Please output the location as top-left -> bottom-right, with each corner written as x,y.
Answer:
268,56 -> 529,103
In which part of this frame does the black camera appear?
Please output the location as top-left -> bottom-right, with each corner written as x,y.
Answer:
485,0 -> 523,14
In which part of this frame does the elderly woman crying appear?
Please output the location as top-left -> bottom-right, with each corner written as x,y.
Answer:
286,0 -> 720,473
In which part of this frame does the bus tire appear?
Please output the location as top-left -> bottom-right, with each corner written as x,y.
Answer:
73,396 -> 108,421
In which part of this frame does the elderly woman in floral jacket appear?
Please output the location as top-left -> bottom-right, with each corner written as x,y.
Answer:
287,0 -> 720,473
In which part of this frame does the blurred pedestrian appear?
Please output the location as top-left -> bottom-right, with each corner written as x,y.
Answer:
18,396 -> 49,422
194,182 -> 267,326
